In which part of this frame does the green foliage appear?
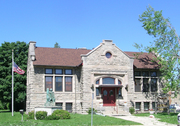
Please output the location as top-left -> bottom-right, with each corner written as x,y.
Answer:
54,42 -> 60,48
86,108 -> 97,114
35,111 -> 47,120
45,115 -> 54,120
51,109 -> 70,119
136,5 -> 180,95
129,107 -> 135,114
27,111 -> 34,119
0,41 -> 28,111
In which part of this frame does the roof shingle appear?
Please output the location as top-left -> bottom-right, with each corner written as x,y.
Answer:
33,47 -> 159,69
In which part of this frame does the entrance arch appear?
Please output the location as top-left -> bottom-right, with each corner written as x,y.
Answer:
95,77 -> 123,106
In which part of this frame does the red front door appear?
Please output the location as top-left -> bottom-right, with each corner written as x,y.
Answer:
102,88 -> 115,106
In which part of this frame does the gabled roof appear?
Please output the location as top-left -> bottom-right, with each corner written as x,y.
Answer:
33,47 -> 159,69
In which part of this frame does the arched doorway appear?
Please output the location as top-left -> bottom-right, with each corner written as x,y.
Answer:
96,77 -> 123,106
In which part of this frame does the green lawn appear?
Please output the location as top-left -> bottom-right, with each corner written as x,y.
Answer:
0,111 -> 142,126
134,112 -> 178,125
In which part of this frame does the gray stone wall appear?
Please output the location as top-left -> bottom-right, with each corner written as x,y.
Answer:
81,40 -> 134,113
26,40 -> 163,114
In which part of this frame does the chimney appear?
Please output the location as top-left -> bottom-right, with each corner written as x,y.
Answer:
29,41 -> 36,61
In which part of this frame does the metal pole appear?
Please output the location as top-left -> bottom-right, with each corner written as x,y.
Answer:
22,114 -> 23,121
75,68 -> 77,114
91,92 -> 94,126
12,50 -> 14,116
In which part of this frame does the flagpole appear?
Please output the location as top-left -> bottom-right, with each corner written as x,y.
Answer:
12,49 -> 14,116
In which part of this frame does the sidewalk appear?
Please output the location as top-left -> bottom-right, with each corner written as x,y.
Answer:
112,115 -> 177,126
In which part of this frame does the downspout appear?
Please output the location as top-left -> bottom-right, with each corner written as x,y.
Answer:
75,67 -> 77,113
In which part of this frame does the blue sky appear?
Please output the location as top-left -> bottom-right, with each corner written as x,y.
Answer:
0,0 -> 180,52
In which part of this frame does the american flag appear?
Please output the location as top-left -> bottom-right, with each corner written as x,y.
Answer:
13,62 -> 25,75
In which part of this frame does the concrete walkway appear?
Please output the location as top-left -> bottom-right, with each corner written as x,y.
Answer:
111,115 -> 177,126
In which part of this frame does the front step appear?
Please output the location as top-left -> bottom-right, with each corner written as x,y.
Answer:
97,106 -> 130,116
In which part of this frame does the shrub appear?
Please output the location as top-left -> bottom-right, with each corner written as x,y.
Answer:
51,110 -> 70,120
86,108 -> 97,114
45,115 -> 54,120
27,111 -> 34,119
129,107 -> 135,114
36,111 -> 47,120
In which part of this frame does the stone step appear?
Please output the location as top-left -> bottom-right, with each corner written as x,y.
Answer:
97,106 -> 130,115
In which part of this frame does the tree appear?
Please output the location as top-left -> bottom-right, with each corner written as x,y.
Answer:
0,41 -> 28,111
135,5 -> 180,96
54,42 -> 60,48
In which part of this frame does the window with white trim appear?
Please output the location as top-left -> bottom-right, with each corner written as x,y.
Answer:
135,102 -> 141,111
152,102 -> 156,110
66,103 -> 72,113
102,77 -> 115,84
56,102 -> 63,109
134,71 -> 158,92
144,102 -> 149,111
135,78 -> 141,92
45,68 -> 73,92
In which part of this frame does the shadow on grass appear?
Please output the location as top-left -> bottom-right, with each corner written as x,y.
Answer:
0,110 -> 11,113
157,112 -> 178,116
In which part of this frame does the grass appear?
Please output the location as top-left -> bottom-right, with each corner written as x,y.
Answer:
0,111 -> 142,126
134,112 -> 178,125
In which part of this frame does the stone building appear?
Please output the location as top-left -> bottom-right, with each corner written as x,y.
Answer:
26,40 -> 162,114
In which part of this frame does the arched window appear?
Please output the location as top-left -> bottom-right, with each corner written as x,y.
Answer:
118,80 -> 122,85
102,77 -> 115,84
96,79 -> 100,85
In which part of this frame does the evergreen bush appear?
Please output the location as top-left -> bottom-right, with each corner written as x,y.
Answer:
45,115 -> 54,120
51,110 -> 70,120
27,111 -> 34,119
129,107 -> 135,114
36,111 -> 47,120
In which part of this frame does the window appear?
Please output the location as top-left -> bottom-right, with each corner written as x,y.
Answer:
103,90 -> 107,96
55,77 -> 63,91
65,77 -> 72,91
96,79 -> 100,85
96,88 -> 100,96
45,76 -> 53,91
55,69 -> 63,74
151,71 -> 157,77
151,79 -> 157,92
46,69 -> 53,74
118,88 -> 122,97
136,102 -> 141,111
118,80 -> 121,85
134,70 -> 158,92
56,103 -> 63,109
65,69 -> 72,75
144,102 -> 149,111
66,103 -> 72,113
152,102 -> 155,110
102,77 -> 115,84
45,68 -> 73,92
135,78 -> 141,92
142,71 -> 149,77
109,90 -> 114,96
106,52 -> 112,58
143,78 -> 149,92
135,71 -> 141,76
